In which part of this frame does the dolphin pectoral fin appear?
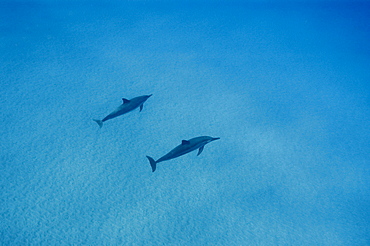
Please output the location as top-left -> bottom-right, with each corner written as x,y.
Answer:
146,156 -> 157,172
197,146 -> 204,156
93,119 -> 103,128
140,104 -> 143,112
182,140 -> 190,145
122,98 -> 130,104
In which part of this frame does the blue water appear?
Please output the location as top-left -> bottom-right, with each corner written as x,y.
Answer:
1,1 -> 370,245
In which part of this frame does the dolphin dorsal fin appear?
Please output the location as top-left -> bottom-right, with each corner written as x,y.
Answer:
122,98 -> 130,104
182,140 -> 190,145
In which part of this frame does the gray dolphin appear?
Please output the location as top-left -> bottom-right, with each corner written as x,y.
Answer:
146,136 -> 220,172
93,94 -> 152,128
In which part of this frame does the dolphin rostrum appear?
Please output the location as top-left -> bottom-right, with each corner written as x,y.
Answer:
146,136 -> 220,172
93,94 -> 152,128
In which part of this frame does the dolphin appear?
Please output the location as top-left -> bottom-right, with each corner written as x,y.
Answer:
146,136 -> 220,172
93,94 -> 152,128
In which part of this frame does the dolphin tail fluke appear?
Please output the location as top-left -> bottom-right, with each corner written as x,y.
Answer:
93,119 -> 103,128
146,156 -> 157,172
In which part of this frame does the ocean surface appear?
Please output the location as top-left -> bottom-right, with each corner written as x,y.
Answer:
1,1 -> 369,245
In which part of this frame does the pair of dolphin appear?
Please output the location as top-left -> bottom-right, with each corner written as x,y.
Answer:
93,94 -> 220,172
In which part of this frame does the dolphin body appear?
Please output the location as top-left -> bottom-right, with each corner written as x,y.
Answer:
146,136 -> 220,172
93,94 -> 152,128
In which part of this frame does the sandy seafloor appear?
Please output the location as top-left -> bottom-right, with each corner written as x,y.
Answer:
1,1 -> 369,245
